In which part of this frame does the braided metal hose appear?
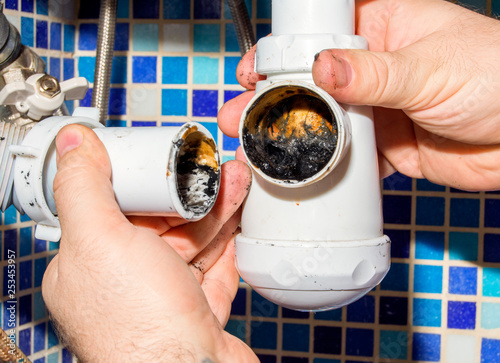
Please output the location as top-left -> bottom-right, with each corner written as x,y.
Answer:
227,0 -> 256,56
91,0 -> 117,125
0,328 -> 31,363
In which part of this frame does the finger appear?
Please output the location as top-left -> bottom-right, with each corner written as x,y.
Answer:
236,44 -> 266,89
161,160 -> 252,262
235,146 -> 246,163
54,125 -> 132,253
218,91 -> 255,138
126,216 -> 189,235
201,239 -> 240,326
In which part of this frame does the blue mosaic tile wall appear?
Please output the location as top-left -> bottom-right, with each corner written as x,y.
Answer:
1,0 -> 500,362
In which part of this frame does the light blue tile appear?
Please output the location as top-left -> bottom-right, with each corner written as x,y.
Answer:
483,268 -> 500,297
132,24 -> 159,51
413,298 -> 441,327
482,303 -> 500,329
78,56 -> 95,83
162,89 -> 187,116
162,57 -> 188,84
380,330 -> 408,360
63,24 -> 75,52
415,231 -> 445,260
21,17 -> 34,47
224,56 -> 239,84
414,265 -> 443,294
199,121 -> 219,144
193,57 -> 219,84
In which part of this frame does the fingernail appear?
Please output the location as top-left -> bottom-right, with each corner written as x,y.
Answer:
330,54 -> 353,89
56,126 -> 84,158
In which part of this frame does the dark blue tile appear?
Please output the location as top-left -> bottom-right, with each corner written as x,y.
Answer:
449,232 -> 478,261
3,266 -> 10,298
117,0 -> 129,18
34,258 -> 46,288
282,308 -> 309,319
20,260 -> 32,290
3,300 -> 17,328
412,333 -> 440,362
481,338 -> 500,363
164,0 -> 190,19
133,0 -> 159,18
384,229 -> 410,258
251,321 -> 277,349
251,290 -> 278,318
225,24 -> 239,52
49,57 -> 61,80
383,195 -> 411,224
36,20 -> 48,48
63,58 -> 74,81
347,295 -> 375,323
4,229 -> 17,259
224,90 -> 243,103
314,326 -> 341,354
6,0 -> 18,10
193,90 -> 218,117
62,349 -> 73,363
448,301 -> 476,330
450,198 -> 480,227
486,199 -> 500,227
34,238 -> 46,253
383,172 -> 412,191
47,321 -> 59,348
78,24 -> 98,51
36,0 -> 48,15
416,196 -> 445,226
282,323 -> 309,352
314,308 -> 342,321
346,328 -> 374,357
131,121 -> 156,127
282,358 -> 308,363
34,322 -> 45,352
257,23 -> 271,40
50,22 -> 61,50
380,263 -> 409,291
19,294 -> 31,325
414,265 -> 442,293
108,88 -> 126,115
194,0 -> 221,19
224,56 -> 239,84
78,0 -> 100,18
416,179 -> 446,192
22,0 -> 33,12
114,23 -> 129,51
379,297 -> 407,325
257,0 -> 271,18
222,134 -> 240,151
258,355 -> 276,363
111,56 -> 127,84
415,231 -> 444,260
132,56 -> 157,83
450,187 -> 479,194
34,358 -> 45,363
230,288 -> 246,316
484,234 -> 500,262
19,328 -> 31,355
449,267 -> 477,295
494,0 -> 500,16
458,0 -> 486,12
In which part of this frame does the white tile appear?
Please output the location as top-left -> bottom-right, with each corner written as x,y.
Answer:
446,334 -> 476,363
129,88 -> 157,116
163,24 -> 190,52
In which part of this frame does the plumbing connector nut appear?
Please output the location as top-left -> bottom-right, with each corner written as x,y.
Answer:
37,75 -> 61,98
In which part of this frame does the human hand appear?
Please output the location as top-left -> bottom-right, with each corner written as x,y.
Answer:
219,0 -> 500,191
42,125 -> 258,362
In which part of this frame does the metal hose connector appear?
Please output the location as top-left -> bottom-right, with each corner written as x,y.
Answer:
227,0 -> 256,56
0,328 -> 31,363
91,0 -> 117,125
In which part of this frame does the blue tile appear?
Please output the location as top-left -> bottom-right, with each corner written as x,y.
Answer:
481,338 -> 500,363
49,57 -> 60,80
413,298 -> 441,327
78,0 -> 100,18
412,333 -> 440,362
384,229 -> 410,258
36,20 -> 48,48
62,349 -> 73,363
251,321 -> 277,349
314,326 -> 341,354
251,290 -> 278,318
449,232 -> 478,261
459,0 -> 486,11
257,0 -> 271,18
164,0 -> 190,19
199,122 -> 219,144
450,198 -> 480,227
34,238 -> 46,253
78,56 -> 96,82
484,234 -> 500,262
19,328 -> 31,355
416,179 -> 446,192
132,56 -> 156,83
414,265 -> 442,293
225,24 -> 239,52
6,0 -> 18,9
224,0 -> 251,19
117,0 -> 129,18
133,0 -> 159,18
257,23 -> 272,40
4,205 -> 17,224
34,257 -> 46,288
3,301 -> 17,329
20,260 -> 32,290
347,295 -> 375,323
379,330 -> 408,360
379,297 -> 407,325
282,308 -> 309,319
194,0 -> 220,19
483,268 -> 500,297
50,22 -> 61,50
47,321 -> 59,348
224,90 -> 243,102
230,288 -> 246,316
314,360 -> 341,363
22,0 -> 33,12
416,196 -> 445,226
114,23 -> 129,51
449,267 -> 477,295
223,134 -> 240,151
36,0 -> 47,15
19,294 -> 31,325
80,88 -> 92,106
108,88 -> 126,115
448,301 -> 476,329
162,57 -> 188,84
65,101 -> 74,114
63,58 -> 74,81
258,355 -> 276,363
21,17 -> 34,47
225,319 -> 246,341
415,231 -> 444,260
33,291 -> 46,320
132,24 -> 159,52
282,323 -> 309,352
346,328 -> 374,357
193,24 -> 220,52
383,172 -> 412,191
19,227 -> 31,257
193,90 -> 218,117
485,199 -> 500,227
34,322 -> 45,353
224,56 -> 240,84
162,89 -> 187,116
383,195 -> 411,224
131,121 -> 156,127
494,0 -> 500,16
78,24 -> 98,51
314,308 -> 342,321
4,229 -> 17,259
63,24 -> 75,53
34,358 -> 45,363
380,263 -> 409,291
282,358 -> 307,363
193,57 -> 219,84
107,120 -> 126,127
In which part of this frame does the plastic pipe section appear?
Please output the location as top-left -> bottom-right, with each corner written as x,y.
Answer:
10,107 -> 220,242
236,0 -> 391,311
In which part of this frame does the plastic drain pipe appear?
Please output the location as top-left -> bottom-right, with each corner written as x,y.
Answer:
235,0 -> 391,311
10,107 -> 220,242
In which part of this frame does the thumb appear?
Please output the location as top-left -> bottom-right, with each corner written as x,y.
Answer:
54,124 -> 130,247
312,48 -> 433,110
